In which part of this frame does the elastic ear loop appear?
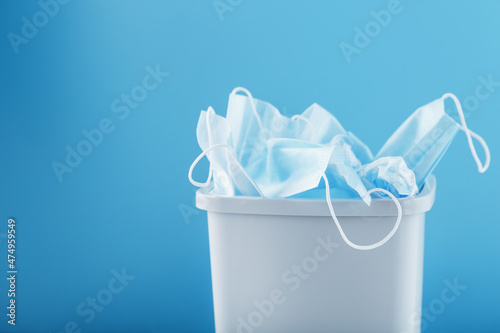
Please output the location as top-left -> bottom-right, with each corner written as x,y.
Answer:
442,93 -> 491,173
189,144 -> 234,187
322,174 -> 402,251
291,115 -> 316,140
231,87 -> 268,140
188,143 -> 265,197
195,107 -> 215,187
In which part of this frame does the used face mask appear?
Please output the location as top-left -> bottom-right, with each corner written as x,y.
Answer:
225,87 -> 336,198
358,156 -> 418,198
376,93 -> 490,189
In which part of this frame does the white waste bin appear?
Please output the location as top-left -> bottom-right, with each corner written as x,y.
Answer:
196,175 -> 436,333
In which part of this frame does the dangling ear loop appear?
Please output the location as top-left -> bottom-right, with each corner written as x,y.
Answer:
322,174 -> 403,251
201,107 -> 216,187
442,93 -> 491,173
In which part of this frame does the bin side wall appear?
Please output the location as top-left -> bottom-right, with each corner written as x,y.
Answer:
208,212 -> 425,333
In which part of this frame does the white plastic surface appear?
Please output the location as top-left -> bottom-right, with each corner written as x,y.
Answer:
197,176 -> 436,333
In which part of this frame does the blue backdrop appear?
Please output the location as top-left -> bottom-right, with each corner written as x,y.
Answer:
1,0 -> 499,332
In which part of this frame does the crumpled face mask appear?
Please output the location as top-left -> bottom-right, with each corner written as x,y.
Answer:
223,87 -> 338,198
358,156 -> 418,198
376,93 -> 490,189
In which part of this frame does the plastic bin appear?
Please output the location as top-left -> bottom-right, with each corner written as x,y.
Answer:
196,175 -> 436,333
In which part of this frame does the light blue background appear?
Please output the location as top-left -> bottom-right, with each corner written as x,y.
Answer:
1,0 -> 499,332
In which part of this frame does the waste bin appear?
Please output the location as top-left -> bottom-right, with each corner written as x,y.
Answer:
196,175 -> 436,333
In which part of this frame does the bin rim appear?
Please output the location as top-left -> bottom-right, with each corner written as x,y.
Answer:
196,175 -> 436,217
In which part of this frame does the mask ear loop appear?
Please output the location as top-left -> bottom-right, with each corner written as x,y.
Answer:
197,107 -> 216,187
291,115 -> 316,140
322,174 -> 402,251
188,143 -> 265,197
231,87 -> 268,140
442,93 -> 491,173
